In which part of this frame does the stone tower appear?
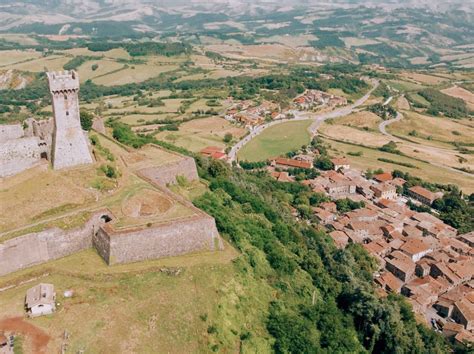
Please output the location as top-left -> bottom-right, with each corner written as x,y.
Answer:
47,70 -> 93,170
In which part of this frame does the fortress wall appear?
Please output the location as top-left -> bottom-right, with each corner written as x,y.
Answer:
138,156 -> 199,186
92,228 -> 111,264
0,137 -> 42,177
0,213 -> 105,276
0,124 -> 23,143
102,216 -> 222,265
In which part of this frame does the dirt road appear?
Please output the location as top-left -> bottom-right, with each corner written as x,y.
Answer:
0,317 -> 50,353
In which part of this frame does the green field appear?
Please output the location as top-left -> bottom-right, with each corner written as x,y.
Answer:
0,245 -> 273,353
238,120 -> 312,162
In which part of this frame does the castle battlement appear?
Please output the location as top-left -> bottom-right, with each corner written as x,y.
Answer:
46,70 -> 80,93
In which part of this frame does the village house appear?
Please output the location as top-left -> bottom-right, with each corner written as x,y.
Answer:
200,146 -> 227,160
452,300 -> 474,330
371,182 -> 397,200
373,172 -> 392,183
400,238 -> 433,262
458,231 -> 474,247
314,207 -> 336,225
271,157 -> 313,170
385,252 -> 416,282
331,157 -> 350,171
270,171 -> 294,182
408,186 -> 441,206
25,283 -> 56,317
375,271 -> 403,293
329,230 -> 349,249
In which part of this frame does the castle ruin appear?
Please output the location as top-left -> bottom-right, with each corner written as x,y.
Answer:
0,70 -> 92,178
47,71 -> 93,170
0,71 -> 224,277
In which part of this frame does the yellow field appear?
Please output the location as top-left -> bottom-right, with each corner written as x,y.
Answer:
9,55 -> 71,72
94,63 -> 179,86
77,59 -> 125,82
329,111 -> 381,130
388,111 -> 474,143
0,50 -> 42,67
399,72 -> 447,85
155,117 -> 246,152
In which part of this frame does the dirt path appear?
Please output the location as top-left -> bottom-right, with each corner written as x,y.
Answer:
0,317 -> 50,353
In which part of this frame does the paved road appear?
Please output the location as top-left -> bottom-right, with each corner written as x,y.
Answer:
228,80 -> 380,162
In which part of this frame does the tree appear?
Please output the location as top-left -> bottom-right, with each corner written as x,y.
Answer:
223,133 -> 233,143
315,157 -> 334,171
80,110 -> 93,131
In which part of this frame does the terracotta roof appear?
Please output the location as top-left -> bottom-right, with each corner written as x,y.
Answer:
274,157 -> 312,169
371,182 -> 396,194
409,186 -> 437,201
380,271 -> 403,292
454,299 -> 474,322
200,146 -> 223,155
400,238 -> 432,256
374,172 -> 392,183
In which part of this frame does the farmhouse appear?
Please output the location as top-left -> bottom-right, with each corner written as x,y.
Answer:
331,157 -> 350,170
25,283 -> 56,317
200,146 -> 227,160
271,157 -> 313,169
452,300 -> 474,330
408,186 -> 440,205
371,183 -> 397,200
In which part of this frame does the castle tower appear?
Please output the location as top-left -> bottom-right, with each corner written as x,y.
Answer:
47,70 -> 93,170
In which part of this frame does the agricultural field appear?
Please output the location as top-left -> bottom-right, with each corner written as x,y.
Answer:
238,120 -> 312,162
155,117 -> 246,152
324,138 -> 474,193
387,111 -> 474,145
441,86 -> 474,110
0,50 -> 42,67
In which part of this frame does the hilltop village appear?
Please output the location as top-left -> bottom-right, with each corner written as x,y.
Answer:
232,144 -> 473,344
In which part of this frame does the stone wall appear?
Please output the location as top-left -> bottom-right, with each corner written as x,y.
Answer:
138,156 -> 199,186
0,137 -> 42,177
0,124 -> 23,143
95,215 -> 222,265
0,213 -> 105,276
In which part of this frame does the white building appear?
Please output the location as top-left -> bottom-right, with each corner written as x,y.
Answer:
25,283 -> 56,317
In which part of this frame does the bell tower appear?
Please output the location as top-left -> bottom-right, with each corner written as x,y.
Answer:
47,70 -> 93,170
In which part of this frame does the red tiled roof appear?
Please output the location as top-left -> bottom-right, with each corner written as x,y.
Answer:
409,186 -> 436,201
274,157 -> 312,169
201,146 -> 224,155
374,172 -> 392,182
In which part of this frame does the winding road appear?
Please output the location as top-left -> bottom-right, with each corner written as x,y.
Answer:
228,79 -> 380,162
377,102 -> 473,178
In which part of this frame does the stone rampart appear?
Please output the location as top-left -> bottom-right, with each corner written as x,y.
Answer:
0,212 -> 105,276
138,156 -> 199,186
95,215 -> 222,265
0,124 -> 23,143
0,137 -> 42,177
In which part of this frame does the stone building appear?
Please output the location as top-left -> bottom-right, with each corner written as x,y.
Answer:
47,71 -> 93,169
25,283 -> 56,317
0,70 -> 92,178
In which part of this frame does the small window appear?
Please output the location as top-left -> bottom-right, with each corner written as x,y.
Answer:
64,95 -> 68,100
66,111 -> 69,116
